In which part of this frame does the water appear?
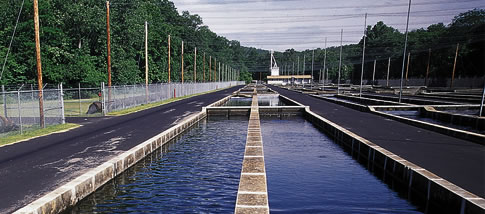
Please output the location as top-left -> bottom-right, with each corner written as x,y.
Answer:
383,110 -> 485,134
223,95 -> 292,106
68,117 -> 248,213
260,117 -> 422,213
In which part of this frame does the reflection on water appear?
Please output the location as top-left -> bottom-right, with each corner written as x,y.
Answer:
261,117 -> 423,214
67,117 -> 247,213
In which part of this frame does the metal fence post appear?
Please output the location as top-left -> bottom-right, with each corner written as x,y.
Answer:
59,83 -> 65,124
78,83 -> 82,115
17,89 -> 22,134
31,84 -> 36,124
101,82 -> 106,116
3,85 -> 7,118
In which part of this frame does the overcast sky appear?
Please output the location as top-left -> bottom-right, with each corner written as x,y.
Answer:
171,0 -> 484,51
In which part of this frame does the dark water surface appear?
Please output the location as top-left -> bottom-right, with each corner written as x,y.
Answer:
67,117 -> 247,213
261,117 -> 423,214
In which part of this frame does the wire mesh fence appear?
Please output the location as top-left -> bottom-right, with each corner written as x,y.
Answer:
0,81 -> 243,137
1,85 -> 64,137
102,81 -> 244,114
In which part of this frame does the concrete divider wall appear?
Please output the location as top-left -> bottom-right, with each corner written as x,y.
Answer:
14,92 -> 237,214
420,107 -> 485,131
302,109 -> 485,214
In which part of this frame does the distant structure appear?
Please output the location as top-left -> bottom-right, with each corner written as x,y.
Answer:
267,50 -> 311,85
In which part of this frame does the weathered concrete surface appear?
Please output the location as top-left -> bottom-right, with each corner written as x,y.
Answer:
0,86 -> 243,214
235,94 -> 269,214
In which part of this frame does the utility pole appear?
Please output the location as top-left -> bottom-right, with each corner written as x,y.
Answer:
214,58 -> 217,82
338,29 -> 343,94
405,52 -> 410,86
399,0 -> 412,103
106,1 -> 112,112
360,13 -> 367,97
106,1 -> 111,88
181,41 -> 184,83
168,35 -> 171,83
209,56 -> 212,81
219,62 -> 221,82
425,48 -> 431,86
145,21 -> 148,87
451,43 -> 459,88
372,59 -> 376,86
144,21 -> 149,103
194,47 -> 197,82
34,0 -> 44,128
386,57 -> 391,87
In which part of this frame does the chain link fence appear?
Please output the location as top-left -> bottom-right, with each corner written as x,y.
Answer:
1,85 -> 64,137
1,81 -> 243,137
102,81 -> 244,114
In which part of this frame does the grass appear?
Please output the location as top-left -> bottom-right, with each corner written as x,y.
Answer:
0,123 -> 80,147
107,88 -> 226,116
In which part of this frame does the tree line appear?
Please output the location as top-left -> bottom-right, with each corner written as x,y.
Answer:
0,0 -> 254,88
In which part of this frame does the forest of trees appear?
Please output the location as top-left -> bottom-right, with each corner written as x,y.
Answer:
0,0 -> 484,88
0,0 -> 257,88
269,9 -> 485,86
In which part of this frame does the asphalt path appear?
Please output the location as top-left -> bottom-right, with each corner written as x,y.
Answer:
0,85 -> 242,213
270,86 -> 485,198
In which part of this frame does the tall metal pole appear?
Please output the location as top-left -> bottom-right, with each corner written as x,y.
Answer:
338,29 -> 343,95
451,43 -> 459,88
480,81 -> 485,117
181,41 -> 184,83
372,59 -> 376,86
386,57 -> 391,87
405,52 -> 410,86
194,47 -> 197,82
219,62 -> 221,82
360,13 -> 367,97
168,35 -> 171,83
214,58 -> 217,82
297,56 -> 300,76
203,52 -> 205,82
311,49 -> 314,89
303,54 -> 306,75
399,0 -> 412,103
34,0 -> 44,128
209,56 -> 212,81
425,48 -> 431,86
323,37 -> 327,84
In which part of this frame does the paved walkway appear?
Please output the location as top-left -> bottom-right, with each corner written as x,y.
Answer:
270,86 -> 485,198
0,86 -> 243,213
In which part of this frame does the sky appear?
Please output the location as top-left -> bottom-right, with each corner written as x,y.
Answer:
171,0 -> 484,51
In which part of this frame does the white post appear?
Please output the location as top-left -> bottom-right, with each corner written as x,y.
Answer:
480,82 -> 485,117
2,85 -> 6,118
17,89 -> 22,134
387,57 -> 391,87
372,59 -> 376,86
101,82 -> 106,116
